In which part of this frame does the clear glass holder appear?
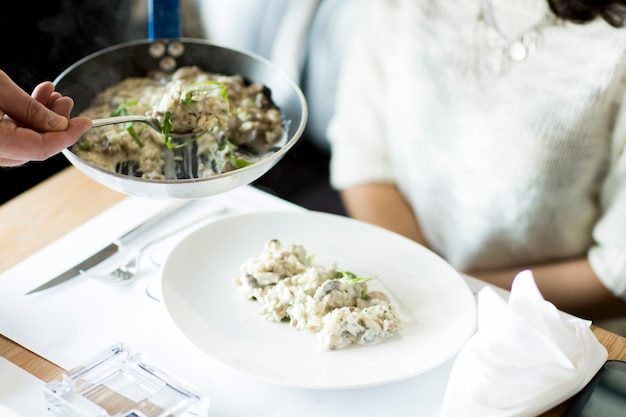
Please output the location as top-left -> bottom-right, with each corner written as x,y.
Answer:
44,343 -> 210,417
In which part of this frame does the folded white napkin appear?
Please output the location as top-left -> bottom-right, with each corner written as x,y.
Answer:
441,270 -> 608,417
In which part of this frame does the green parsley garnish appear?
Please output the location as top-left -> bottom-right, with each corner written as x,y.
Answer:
335,270 -> 376,299
335,270 -> 375,284
161,111 -> 174,149
110,100 -> 138,117
110,100 -> 143,147
77,136 -> 93,151
126,125 -> 143,147
161,112 -> 202,149
222,138 -> 251,168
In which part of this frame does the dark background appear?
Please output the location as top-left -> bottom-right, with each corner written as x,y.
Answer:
1,1 -> 344,215
1,0 -> 134,205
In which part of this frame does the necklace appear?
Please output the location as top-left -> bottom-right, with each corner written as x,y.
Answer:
476,0 -> 561,75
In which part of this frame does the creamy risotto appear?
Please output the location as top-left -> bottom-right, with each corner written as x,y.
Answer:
234,239 -> 403,351
73,66 -> 284,179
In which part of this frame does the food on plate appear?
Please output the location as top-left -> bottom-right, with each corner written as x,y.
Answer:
73,66 -> 284,179
234,239 -> 404,350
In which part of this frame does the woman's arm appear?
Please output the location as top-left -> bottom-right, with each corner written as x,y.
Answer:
340,182 -> 428,246
471,259 -> 626,320
341,182 -> 626,321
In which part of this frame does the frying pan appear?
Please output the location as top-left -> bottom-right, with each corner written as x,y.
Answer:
54,37 -> 307,199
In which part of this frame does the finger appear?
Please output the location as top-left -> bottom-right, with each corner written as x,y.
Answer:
0,72 -> 68,132
31,81 -> 55,105
31,86 -> 73,119
0,116 -> 92,162
50,96 -> 74,119
66,116 -> 93,140
0,156 -> 27,167
47,91 -> 63,107
32,86 -> 73,119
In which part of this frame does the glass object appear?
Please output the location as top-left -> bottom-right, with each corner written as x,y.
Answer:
44,343 -> 209,417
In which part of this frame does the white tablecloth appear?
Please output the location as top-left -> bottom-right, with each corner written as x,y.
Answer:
0,357 -> 46,417
0,186 -> 488,417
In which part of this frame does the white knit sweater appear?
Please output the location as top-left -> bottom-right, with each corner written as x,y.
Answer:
328,0 -> 626,299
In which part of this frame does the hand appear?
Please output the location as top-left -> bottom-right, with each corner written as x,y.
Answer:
0,70 -> 92,166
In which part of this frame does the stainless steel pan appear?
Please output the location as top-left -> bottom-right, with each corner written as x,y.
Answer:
54,38 -> 307,199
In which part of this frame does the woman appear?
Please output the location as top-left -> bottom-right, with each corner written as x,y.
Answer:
328,0 -> 626,320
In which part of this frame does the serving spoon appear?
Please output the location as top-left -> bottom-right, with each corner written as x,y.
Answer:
91,115 -> 201,141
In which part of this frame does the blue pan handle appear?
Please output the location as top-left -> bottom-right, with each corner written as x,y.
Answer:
148,0 -> 181,39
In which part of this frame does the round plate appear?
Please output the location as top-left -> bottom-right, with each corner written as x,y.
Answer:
161,211 -> 476,389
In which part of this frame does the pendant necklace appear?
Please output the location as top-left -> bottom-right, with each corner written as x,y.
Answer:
476,0 -> 561,76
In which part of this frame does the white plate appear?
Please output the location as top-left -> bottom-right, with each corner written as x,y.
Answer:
160,211 -> 476,389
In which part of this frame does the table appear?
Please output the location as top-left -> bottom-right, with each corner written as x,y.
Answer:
2,167 -> 626,416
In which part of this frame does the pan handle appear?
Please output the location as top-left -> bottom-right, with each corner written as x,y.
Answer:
148,0 -> 182,39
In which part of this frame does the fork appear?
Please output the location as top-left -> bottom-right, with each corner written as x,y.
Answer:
91,115 -> 203,141
82,205 -> 229,282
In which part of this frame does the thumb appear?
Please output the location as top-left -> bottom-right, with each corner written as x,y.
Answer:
0,71 -> 69,132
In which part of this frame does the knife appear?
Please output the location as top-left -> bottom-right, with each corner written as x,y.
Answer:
25,200 -> 190,295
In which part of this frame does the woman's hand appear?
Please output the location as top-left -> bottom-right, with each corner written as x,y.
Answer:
0,70 -> 92,166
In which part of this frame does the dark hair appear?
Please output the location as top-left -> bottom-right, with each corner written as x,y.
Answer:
548,0 -> 626,27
